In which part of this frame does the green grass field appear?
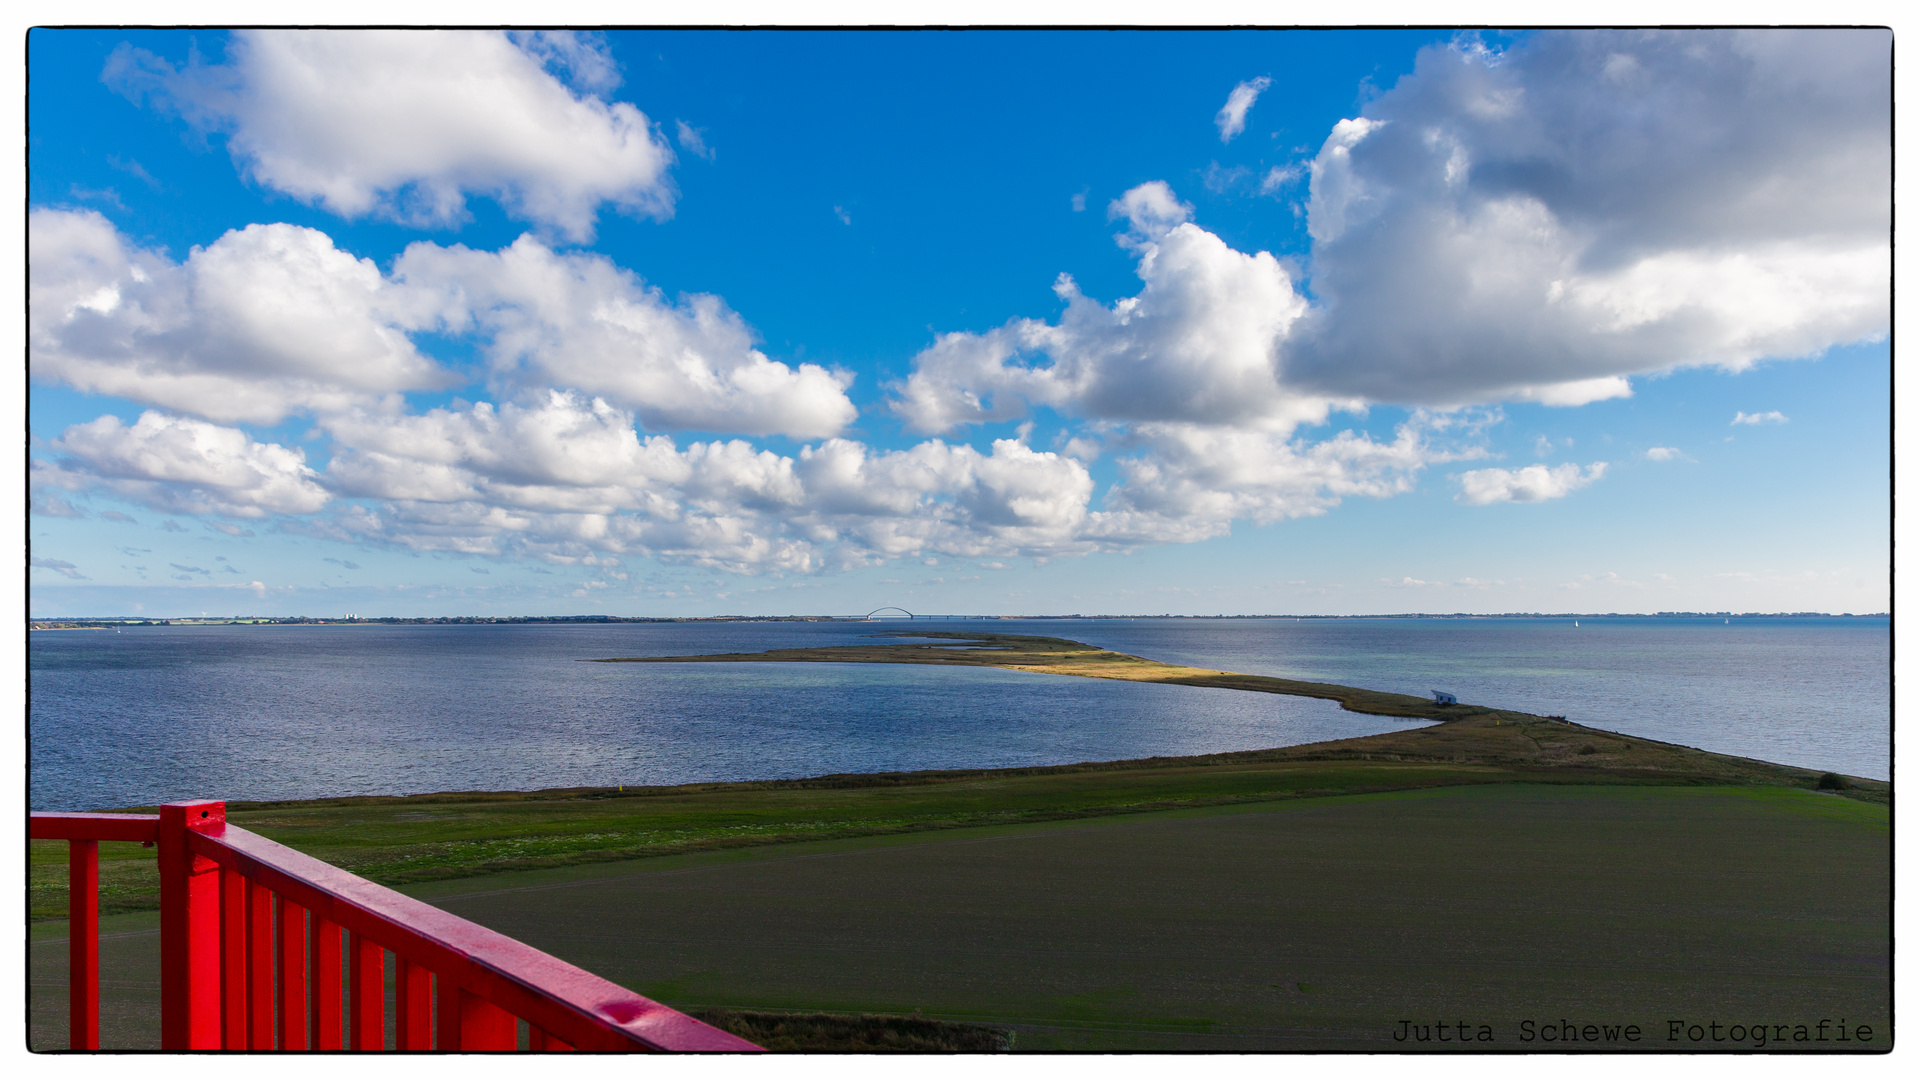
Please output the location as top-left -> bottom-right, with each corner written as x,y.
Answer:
30,717 -> 1883,925
32,784 -> 1888,1051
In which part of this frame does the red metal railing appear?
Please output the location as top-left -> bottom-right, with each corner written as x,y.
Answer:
32,801 -> 763,1052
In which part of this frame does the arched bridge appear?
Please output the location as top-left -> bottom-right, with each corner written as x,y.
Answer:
865,607 -> 914,620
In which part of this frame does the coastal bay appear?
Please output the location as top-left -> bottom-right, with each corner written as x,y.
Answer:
31,632 -> 1887,920
29,631 -> 1890,1051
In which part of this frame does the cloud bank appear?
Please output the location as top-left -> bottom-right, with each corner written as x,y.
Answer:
37,388 -> 1453,573
906,31 -> 1886,438
34,29 -> 1889,580
31,210 -> 855,438
1289,29 -> 1889,405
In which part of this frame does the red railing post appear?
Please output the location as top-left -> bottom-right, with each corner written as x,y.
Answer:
449,987 -> 517,1051
431,978 -> 517,1051
395,959 -> 432,1050
278,896 -> 309,1049
247,879 -> 274,1048
157,800 -> 225,1049
68,839 -> 100,1050
350,933 -> 384,1050
311,917 -> 344,1050
219,868 -> 247,1048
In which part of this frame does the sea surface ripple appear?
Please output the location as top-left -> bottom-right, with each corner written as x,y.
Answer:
28,616 -> 1887,809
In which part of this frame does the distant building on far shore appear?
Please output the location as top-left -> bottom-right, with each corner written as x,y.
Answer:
1431,691 -> 1457,706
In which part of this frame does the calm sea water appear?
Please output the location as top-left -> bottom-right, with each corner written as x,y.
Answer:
28,617 -> 1888,810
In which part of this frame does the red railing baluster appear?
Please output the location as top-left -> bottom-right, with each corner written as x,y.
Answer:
312,916 -> 344,1050
456,988 -> 518,1051
530,1025 -> 574,1051
278,895 -> 309,1049
68,839 -> 100,1050
247,879 -> 274,1049
350,932 -> 385,1050
157,801 -> 224,1049
220,868 -> 247,1049
395,958 -> 432,1050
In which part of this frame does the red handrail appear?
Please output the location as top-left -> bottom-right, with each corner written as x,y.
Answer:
32,802 -> 762,1052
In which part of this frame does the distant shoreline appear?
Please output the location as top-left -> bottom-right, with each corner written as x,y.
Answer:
26,611 -> 1889,630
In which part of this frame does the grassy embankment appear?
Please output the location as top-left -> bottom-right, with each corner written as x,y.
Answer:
30,631 -> 1887,922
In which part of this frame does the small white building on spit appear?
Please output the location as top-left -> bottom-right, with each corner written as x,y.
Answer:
1431,691 -> 1457,706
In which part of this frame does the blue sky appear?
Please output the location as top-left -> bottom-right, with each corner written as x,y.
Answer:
26,28 -> 1890,617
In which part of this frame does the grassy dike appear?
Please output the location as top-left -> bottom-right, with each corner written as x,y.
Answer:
30,633 -> 1887,922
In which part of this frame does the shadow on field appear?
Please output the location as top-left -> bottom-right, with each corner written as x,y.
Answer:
688,1009 -> 1011,1051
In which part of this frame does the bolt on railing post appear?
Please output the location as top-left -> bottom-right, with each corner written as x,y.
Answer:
157,800 -> 225,1050
68,839 -> 99,1050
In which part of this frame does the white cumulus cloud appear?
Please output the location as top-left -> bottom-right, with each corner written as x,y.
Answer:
893,182 -> 1323,434
317,439 -> 1095,573
1288,29 -> 1889,406
280,387 -> 1101,571
1455,462 -> 1607,505
285,383 -> 1462,575
507,30 -> 622,95
103,29 -> 675,240
392,235 -> 857,439
38,411 -> 331,518
1088,417 -> 1457,545
30,210 -> 852,440
1732,410 -> 1789,425
29,209 -> 449,425
324,392 -> 690,511
1215,76 -> 1271,143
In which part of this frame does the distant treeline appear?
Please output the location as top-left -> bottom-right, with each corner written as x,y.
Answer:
28,611 -> 1886,630
28,614 -> 841,628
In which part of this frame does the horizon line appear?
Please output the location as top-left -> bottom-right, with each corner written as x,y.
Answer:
28,611 -> 1889,625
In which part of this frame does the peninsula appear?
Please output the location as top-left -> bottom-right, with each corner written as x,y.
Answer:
590,630 -> 1884,795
